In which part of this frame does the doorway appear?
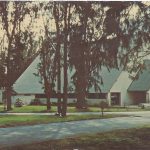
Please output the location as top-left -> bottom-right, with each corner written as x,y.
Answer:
111,92 -> 121,105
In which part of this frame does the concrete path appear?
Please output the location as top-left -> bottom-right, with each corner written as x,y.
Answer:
0,111 -> 150,116
1,114 -> 150,148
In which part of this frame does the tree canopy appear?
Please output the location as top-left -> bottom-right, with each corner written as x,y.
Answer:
0,1 -> 149,112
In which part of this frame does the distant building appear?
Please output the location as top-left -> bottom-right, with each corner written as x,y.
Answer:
127,60 -> 150,104
5,55 -> 150,106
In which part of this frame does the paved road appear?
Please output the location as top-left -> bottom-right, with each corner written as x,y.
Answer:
1,114 -> 150,148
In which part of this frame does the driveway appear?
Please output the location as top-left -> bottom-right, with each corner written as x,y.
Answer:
1,114 -> 150,148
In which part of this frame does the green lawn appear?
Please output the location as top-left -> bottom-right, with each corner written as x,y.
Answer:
0,114 -> 124,128
4,126 -> 150,150
0,105 -> 101,113
0,104 -> 146,113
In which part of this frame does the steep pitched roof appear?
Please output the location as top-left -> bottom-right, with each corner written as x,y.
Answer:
13,55 -> 44,94
128,60 -> 150,92
89,67 -> 122,93
13,55 -> 122,94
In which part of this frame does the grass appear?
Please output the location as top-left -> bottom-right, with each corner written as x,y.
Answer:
0,114 -> 124,128
0,105 -> 101,113
3,126 -> 150,150
0,104 -> 147,113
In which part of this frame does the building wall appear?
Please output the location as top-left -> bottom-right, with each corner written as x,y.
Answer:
143,90 -> 150,103
11,95 -> 107,106
29,98 -> 107,105
11,95 -> 35,105
87,98 -> 107,105
146,90 -> 150,103
39,98 -> 76,104
11,96 -> 77,105
109,71 -> 133,106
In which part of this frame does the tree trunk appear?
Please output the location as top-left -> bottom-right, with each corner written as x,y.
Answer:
76,44 -> 87,109
62,38 -> 68,117
57,48 -> 61,115
76,93 -> 86,109
57,92 -> 62,115
56,37 -> 62,115
101,109 -> 104,117
42,46 -> 51,112
57,40 -> 61,114
76,71 -> 87,109
53,3 -> 62,115
6,87 -> 12,110
46,97 -> 51,111
6,43 -> 12,111
57,68 -> 62,114
62,4 -> 68,117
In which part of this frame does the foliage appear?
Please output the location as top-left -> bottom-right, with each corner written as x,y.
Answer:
68,2 -> 150,108
14,98 -> 24,107
0,1 -> 38,110
0,1 -> 149,112
69,2 -> 104,108
101,2 -> 150,72
37,28 -> 57,111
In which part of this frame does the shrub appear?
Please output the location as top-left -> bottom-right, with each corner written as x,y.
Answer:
15,98 -> 24,107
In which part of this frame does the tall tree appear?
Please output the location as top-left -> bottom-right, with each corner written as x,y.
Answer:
38,31 -> 56,111
53,2 -> 62,115
69,2 -> 150,110
41,2 -> 71,116
0,52 -> 6,89
37,2 -> 149,113
101,2 -> 150,72
69,2 -> 103,108
61,2 -> 72,116
37,2 -> 63,113
0,2 -> 26,110
0,1 -> 37,110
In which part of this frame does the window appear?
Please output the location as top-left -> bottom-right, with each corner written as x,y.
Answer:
88,93 -> 107,99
